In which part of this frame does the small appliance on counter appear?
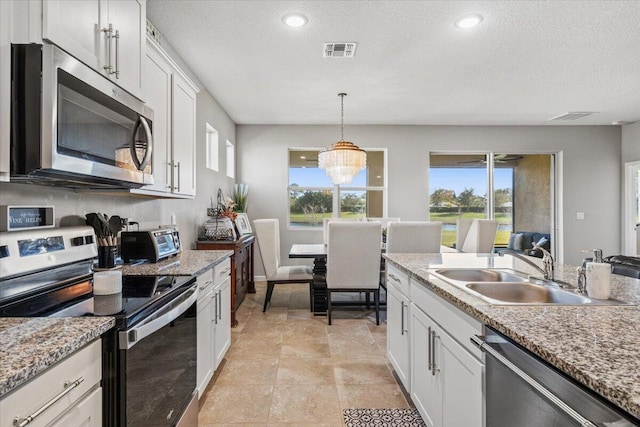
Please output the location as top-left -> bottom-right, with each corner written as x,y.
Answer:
120,227 -> 181,263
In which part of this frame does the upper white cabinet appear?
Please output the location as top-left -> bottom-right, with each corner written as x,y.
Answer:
0,0 -> 11,182
134,37 -> 199,198
42,0 -> 145,99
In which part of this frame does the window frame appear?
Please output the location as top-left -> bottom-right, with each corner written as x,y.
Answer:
287,147 -> 388,230
205,123 -> 219,172
226,140 -> 235,179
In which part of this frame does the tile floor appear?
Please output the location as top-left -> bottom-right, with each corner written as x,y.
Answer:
198,282 -> 413,426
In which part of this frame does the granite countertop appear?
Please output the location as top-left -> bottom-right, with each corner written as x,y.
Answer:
0,317 -> 115,397
120,249 -> 233,276
383,252 -> 640,420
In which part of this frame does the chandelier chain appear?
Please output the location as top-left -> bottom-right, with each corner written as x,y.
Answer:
339,93 -> 346,141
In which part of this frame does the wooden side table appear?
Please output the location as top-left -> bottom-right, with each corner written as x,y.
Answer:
196,234 -> 255,326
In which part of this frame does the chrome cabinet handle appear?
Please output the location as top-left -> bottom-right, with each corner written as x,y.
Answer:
388,273 -> 401,283
221,267 -> 231,276
400,301 -> 407,335
427,326 -> 432,371
13,377 -> 85,427
167,162 -> 172,189
431,329 -> 437,375
114,29 -> 120,78
102,24 -> 114,74
471,335 -> 596,427
213,292 -> 218,325
174,161 -> 181,192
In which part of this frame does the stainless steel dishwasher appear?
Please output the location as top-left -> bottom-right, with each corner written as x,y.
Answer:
471,327 -> 640,427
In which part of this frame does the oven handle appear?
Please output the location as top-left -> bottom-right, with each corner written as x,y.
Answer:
471,335 -> 597,427
119,284 -> 197,350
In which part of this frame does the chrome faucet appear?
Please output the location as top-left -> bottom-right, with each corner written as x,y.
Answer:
498,246 -> 555,281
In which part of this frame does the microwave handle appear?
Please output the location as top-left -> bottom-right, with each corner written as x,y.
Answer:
130,116 -> 153,171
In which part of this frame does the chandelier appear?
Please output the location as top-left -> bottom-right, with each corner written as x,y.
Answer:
318,93 -> 366,185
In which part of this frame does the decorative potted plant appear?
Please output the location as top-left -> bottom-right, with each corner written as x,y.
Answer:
230,184 -> 249,213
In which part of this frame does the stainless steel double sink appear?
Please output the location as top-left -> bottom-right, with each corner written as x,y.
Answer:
429,268 -> 632,306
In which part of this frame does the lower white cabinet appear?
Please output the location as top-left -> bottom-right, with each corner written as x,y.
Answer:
386,280 -> 411,390
0,340 -> 102,427
411,304 -> 484,427
197,258 -> 232,398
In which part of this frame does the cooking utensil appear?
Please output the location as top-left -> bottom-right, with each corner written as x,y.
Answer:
109,215 -> 124,236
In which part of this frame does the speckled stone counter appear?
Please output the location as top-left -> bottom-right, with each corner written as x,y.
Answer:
120,249 -> 232,276
0,317 -> 114,397
383,252 -> 640,420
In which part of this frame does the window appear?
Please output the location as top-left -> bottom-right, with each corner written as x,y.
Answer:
205,123 -> 219,171
288,149 -> 386,228
226,140 -> 235,179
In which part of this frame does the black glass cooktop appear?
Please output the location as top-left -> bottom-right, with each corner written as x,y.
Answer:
0,275 -> 196,328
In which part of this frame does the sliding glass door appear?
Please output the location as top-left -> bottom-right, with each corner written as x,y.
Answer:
429,153 -> 553,252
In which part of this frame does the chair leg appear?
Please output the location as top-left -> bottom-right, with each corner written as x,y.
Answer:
263,281 -> 275,312
375,288 -> 380,325
309,281 -> 314,312
365,292 -> 370,309
327,289 -> 332,325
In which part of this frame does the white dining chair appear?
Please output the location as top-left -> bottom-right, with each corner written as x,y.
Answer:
456,218 -> 474,251
326,222 -> 382,325
459,219 -> 499,253
386,221 -> 442,253
366,217 -> 401,229
322,217 -> 359,245
253,219 -> 313,312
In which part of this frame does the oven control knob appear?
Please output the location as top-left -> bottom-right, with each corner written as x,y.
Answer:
71,237 -> 85,246
0,245 -> 8,258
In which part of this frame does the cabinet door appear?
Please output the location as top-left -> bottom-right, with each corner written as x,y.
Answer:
105,0 -> 144,98
140,43 -> 172,193
0,0 -> 10,181
214,277 -> 232,369
197,288 -> 214,397
42,0 -> 102,71
386,285 -> 410,390
50,387 -> 102,427
172,73 -> 197,196
439,329 -> 484,427
410,305 -> 442,427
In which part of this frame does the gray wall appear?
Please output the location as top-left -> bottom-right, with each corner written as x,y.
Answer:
238,125 -> 622,269
0,39 -> 236,248
622,122 -> 640,162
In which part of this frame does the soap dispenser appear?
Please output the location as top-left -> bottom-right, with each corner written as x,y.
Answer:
583,249 -> 611,299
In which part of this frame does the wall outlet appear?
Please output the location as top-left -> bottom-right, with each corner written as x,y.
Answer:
170,214 -> 177,225
576,212 -> 585,220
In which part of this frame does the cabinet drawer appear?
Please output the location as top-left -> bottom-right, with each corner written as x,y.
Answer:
0,340 -> 102,427
197,269 -> 215,299
212,258 -> 231,285
411,280 -> 483,360
387,263 -> 410,297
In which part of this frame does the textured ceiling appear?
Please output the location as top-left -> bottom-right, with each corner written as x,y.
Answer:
147,1 -> 640,126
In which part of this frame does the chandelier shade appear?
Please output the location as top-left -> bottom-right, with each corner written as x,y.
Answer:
318,93 -> 366,185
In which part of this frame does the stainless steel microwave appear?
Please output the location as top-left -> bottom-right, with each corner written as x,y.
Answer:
10,43 -> 154,189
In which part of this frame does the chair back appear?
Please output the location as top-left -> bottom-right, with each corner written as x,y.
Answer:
366,217 -> 401,229
253,219 -> 281,279
386,221 -> 442,253
322,217 -> 359,245
456,218 -> 474,250
326,222 -> 382,290
460,219 -> 499,253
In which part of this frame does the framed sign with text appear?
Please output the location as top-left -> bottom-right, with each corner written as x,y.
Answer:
0,206 -> 55,231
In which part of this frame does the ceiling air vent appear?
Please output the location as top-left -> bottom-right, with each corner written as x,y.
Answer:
323,42 -> 358,58
548,112 -> 598,121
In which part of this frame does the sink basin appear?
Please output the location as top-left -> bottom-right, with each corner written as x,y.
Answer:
465,282 -> 632,306
433,268 -> 528,283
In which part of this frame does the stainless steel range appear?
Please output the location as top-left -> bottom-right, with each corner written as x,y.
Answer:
0,226 -> 198,427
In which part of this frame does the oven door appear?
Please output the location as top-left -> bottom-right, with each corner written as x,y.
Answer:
117,284 -> 197,426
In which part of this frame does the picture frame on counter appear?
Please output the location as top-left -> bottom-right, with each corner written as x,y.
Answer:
0,206 -> 55,231
235,213 -> 252,235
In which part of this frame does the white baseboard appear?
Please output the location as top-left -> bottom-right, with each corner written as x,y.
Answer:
254,275 -> 266,282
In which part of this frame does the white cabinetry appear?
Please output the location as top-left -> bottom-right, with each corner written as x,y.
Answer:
134,37 -> 199,198
0,340 -> 102,427
410,279 -> 484,427
0,0 -> 11,182
385,261 -> 484,427
386,263 -> 411,391
197,257 -> 231,398
42,0 -> 145,99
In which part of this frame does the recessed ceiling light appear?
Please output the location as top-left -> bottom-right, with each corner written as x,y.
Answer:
283,13 -> 308,28
455,14 -> 483,29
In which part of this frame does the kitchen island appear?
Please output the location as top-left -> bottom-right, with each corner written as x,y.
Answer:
384,252 -> 640,420
0,317 -> 114,397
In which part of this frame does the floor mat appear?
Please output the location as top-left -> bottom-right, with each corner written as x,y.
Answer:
342,408 -> 426,426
